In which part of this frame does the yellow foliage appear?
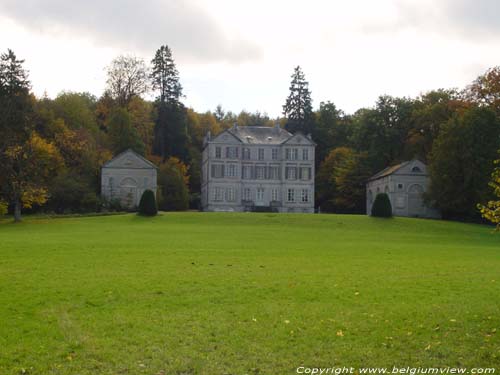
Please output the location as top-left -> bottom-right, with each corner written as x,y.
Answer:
478,157 -> 500,230
0,200 -> 7,215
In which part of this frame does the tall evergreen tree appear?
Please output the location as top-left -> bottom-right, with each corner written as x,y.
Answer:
150,45 -> 183,104
283,66 -> 314,134
150,45 -> 188,161
0,49 -> 32,151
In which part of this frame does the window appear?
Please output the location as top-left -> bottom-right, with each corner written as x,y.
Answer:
272,148 -> 279,160
272,188 -> 279,202
300,167 -> 311,180
226,147 -> 239,159
256,188 -> 264,202
258,148 -> 265,160
412,166 -> 422,173
242,148 -> 251,160
226,187 -> 236,202
287,189 -> 295,202
302,149 -> 309,160
213,187 -> 224,201
292,148 -> 298,160
243,188 -> 252,201
286,148 -> 291,160
256,166 -> 266,179
397,183 -> 404,190
211,164 -> 224,178
269,166 -> 280,180
242,165 -> 252,180
215,146 -> 221,159
286,166 -> 297,180
227,164 -> 238,178
301,189 -> 309,203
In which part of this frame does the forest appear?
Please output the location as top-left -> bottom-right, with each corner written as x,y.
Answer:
1,45 -> 500,223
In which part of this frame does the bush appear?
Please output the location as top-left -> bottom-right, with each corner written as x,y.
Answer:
371,193 -> 392,217
138,189 -> 158,216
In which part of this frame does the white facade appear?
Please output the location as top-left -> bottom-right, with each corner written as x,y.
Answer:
201,124 -> 316,213
366,159 -> 440,218
101,149 -> 158,209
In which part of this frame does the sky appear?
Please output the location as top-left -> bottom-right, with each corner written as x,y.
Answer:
1,0 -> 500,117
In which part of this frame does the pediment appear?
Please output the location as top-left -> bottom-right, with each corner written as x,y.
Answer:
103,149 -> 157,169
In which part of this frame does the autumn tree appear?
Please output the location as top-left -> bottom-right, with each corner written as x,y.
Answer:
105,55 -> 149,107
283,66 -> 314,134
478,154 -> 500,230
150,45 -> 188,160
465,66 -> 500,115
106,107 -> 145,155
1,133 -> 64,221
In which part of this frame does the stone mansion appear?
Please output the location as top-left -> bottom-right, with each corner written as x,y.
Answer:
201,124 -> 315,213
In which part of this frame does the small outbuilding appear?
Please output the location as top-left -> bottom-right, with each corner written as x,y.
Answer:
366,159 -> 440,219
101,149 -> 157,209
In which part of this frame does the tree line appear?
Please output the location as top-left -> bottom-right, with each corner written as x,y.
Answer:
1,46 -> 500,224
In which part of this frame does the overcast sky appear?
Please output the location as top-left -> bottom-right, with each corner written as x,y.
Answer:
1,0 -> 499,116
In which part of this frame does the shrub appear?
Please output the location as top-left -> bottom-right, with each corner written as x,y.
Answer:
371,193 -> 392,217
138,189 -> 158,216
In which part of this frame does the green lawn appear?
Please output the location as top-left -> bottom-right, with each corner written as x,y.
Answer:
0,213 -> 499,374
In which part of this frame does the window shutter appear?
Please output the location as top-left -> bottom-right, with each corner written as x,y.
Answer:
298,167 -> 302,180
211,164 -> 215,178
221,164 -> 225,178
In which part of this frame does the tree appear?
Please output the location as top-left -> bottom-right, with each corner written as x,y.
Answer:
283,66 -> 314,134
371,193 -> 393,218
150,45 -> 182,104
315,147 -> 354,212
150,45 -> 189,161
0,49 -> 32,154
138,189 -> 158,216
107,107 -> 145,155
478,154 -> 500,230
428,106 -> 500,219
157,157 -> 189,211
465,66 -> 500,115
313,101 -> 350,166
105,55 -> 148,107
51,92 -> 98,133
1,133 -> 64,221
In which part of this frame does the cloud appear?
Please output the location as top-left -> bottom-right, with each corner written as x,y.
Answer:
361,0 -> 500,41
0,0 -> 262,63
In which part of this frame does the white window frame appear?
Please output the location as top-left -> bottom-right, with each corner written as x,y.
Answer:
242,148 -> 251,160
258,148 -> 265,160
302,149 -> 309,160
256,188 -> 264,202
226,187 -> 236,202
271,188 -> 279,202
287,189 -> 295,202
243,188 -> 252,201
272,148 -> 279,160
256,166 -> 265,179
215,146 -> 222,159
301,189 -> 309,203
213,187 -> 224,201
227,164 -> 237,178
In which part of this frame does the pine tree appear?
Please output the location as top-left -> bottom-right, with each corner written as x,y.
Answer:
283,66 -> 314,134
150,45 -> 183,105
150,45 -> 188,161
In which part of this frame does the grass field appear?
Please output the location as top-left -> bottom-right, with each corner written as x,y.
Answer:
0,213 -> 499,375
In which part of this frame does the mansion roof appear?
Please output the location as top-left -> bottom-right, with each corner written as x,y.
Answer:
226,125 -> 293,145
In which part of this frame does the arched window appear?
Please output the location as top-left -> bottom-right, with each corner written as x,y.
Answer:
412,166 -> 422,173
